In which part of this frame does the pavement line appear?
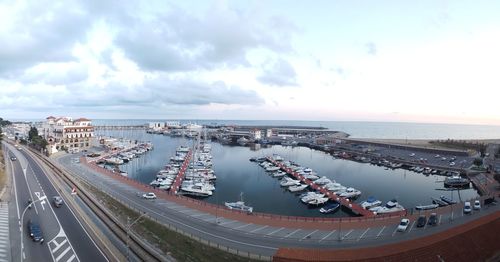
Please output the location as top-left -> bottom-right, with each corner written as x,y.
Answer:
52,239 -> 68,253
286,229 -> 301,238
392,226 -> 399,236
408,221 -> 416,233
191,213 -> 210,218
234,223 -> 253,230
218,220 -> 238,226
267,227 -> 284,236
376,226 -> 386,238
250,225 -> 268,233
66,254 -> 76,262
439,215 -> 442,225
301,229 -> 318,240
55,246 -> 71,261
358,228 -> 370,241
342,229 -> 354,240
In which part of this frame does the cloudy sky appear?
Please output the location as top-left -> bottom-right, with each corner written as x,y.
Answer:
1,0 -> 499,125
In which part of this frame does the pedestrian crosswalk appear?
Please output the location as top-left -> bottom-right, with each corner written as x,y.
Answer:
0,204 -> 10,262
48,232 -> 79,262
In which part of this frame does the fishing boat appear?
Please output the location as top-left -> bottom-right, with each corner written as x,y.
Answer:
319,202 -> 340,214
440,195 -> 457,204
225,193 -> 253,213
360,196 -> 382,210
444,176 -> 470,188
415,204 -> 439,210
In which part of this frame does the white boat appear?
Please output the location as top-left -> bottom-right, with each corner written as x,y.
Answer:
272,171 -> 286,178
280,177 -> 301,187
360,196 -> 382,209
320,202 -> 340,214
225,193 -> 253,213
307,197 -> 329,206
415,204 -> 439,210
272,154 -> 284,161
265,166 -> 281,172
324,182 -> 346,192
237,137 -> 249,146
105,157 -> 124,165
176,146 -> 190,153
288,184 -> 308,192
300,192 -> 325,203
181,184 -> 213,197
338,187 -> 362,198
303,173 -> 319,180
370,199 -> 405,214
314,176 -> 332,185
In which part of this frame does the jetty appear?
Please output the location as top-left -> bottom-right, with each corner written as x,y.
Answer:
170,150 -> 192,194
267,157 -> 376,217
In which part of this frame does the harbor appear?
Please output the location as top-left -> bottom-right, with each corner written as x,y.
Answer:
92,128 -> 480,218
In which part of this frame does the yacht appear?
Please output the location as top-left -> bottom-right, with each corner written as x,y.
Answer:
440,195 -> 457,204
288,184 -> 308,192
272,154 -> 284,161
302,173 -> 319,180
314,176 -> 332,185
300,192 -> 325,203
415,204 -> 439,210
181,184 -> 213,197
444,176 -> 470,188
370,199 -> 405,214
176,146 -> 190,153
338,187 -> 362,198
324,182 -> 346,192
319,202 -> 340,214
224,193 -> 253,213
306,196 -> 329,206
280,177 -> 301,187
105,157 -> 124,165
265,166 -> 281,172
237,137 -> 249,146
272,171 -> 286,178
360,196 -> 382,210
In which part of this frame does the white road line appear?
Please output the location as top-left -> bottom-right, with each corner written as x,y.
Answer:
218,220 -> 238,226
358,228 -> 370,241
66,254 -> 76,262
52,239 -> 68,253
286,229 -> 301,238
10,156 -> 20,219
392,226 -> 399,236
250,225 -> 268,233
376,226 -> 386,238
234,223 -> 253,230
342,229 -> 354,240
190,213 -> 209,218
439,215 -> 442,225
301,229 -> 318,240
55,246 -> 71,261
267,227 -> 284,236
408,221 -> 416,233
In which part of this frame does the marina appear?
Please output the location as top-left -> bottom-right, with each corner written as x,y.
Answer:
94,128 -> 480,218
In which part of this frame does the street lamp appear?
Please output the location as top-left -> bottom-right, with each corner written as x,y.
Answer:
126,212 -> 147,261
21,196 -> 46,262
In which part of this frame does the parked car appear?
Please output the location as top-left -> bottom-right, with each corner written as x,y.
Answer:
27,220 -> 44,243
416,215 -> 427,227
473,200 -> 481,210
142,192 -> 157,199
428,213 -> 438,226
53,196 -> 63,207
397,218 -> 410,232
463,202 -> 472,214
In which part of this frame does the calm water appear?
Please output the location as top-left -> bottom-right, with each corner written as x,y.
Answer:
97,129 -> 479,217
91,119 -> 500,139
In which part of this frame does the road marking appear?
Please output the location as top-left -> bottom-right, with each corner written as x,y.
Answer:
250,225 -> 268,233
392,226 -> 399,236
376,226 -> 386,238
234,223 -> 253,230
218,220 -> 238,226
67,254 -> 76,262
342,229 -> 354,240
408,221 -> 416,233
286,229 -> 301,238
55,246 -> 71,261
52,239 -> 68,253
190,213 -> 209,218
438,215 -> 442,225
358,228 -> 370,241
267,227 -> 284,236
301,229 -> 318,240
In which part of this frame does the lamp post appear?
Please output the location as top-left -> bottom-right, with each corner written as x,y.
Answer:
21,196 -> 46,262
126,212 -> 147,261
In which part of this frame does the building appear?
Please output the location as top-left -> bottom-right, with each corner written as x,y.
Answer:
39,116 -> 95,154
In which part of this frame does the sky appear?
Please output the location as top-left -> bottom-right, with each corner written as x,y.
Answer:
1,0 -> 499,125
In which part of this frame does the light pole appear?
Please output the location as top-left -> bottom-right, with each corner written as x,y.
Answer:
126,212 -> 147,261
20,196 -> 46,262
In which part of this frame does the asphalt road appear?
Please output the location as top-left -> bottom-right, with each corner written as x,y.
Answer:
57,152 -> 500,257
4,143 -> 108,262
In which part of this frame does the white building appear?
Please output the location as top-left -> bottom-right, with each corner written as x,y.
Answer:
39,116 -> 95,154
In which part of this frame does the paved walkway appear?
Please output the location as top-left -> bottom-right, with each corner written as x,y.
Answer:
0,204 -> 10,262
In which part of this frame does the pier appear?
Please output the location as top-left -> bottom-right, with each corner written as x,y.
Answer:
267,157 -> 376,217
170,150 -> 192,194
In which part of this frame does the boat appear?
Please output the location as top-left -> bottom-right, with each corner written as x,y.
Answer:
288,184 -> 308,192
431,197 -> 449,206
440,195 -> 457,204
225,193 -> 253,213
105,157 -> 124,165
300,192 -> 324,203
272,154 -> 284,161
324,182 -> 346,192
306,196 -> 329,206
280,177 -> 301,187
319,202 -> 340,214
272,171 -> 286,178
314,176 -> 332,185
303,174 -> 319,180
370,199 -> 405,214
444,176 -> 470,188
265,166 -> 281,172
181,184 -> 213,197
338,187 -> 362,198
360,196 -> 382,210
415,204 -> 439,210
237,137 -> 249,146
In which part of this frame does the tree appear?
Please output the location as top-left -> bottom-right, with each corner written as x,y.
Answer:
28,127 -> 39,141
473,158 -> 483,167
0,126 -> 2,141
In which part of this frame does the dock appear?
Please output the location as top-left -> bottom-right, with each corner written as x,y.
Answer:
170,150 -> 192,194
267,157 -> 376,217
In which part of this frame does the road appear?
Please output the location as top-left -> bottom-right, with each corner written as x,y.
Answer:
57,151 -> 500,257
4,142 -> 108,262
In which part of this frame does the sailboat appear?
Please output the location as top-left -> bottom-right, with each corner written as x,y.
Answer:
225,193 -> 253,213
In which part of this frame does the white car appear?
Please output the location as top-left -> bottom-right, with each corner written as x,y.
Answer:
463,202 -> 472,214
473,200 -> 481,210
397,218 -> 410,232
142,192 -> 157,199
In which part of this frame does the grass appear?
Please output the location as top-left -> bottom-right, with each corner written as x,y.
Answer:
84,183 -> 259,262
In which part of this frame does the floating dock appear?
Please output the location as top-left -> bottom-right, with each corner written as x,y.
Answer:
267,157 -> 376,217
171,150 -> 192,194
